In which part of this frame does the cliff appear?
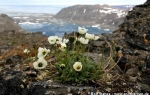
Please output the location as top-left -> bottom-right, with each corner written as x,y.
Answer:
0,14 -> 25,32
54,4 -> 130,30
114,0 -> 150,50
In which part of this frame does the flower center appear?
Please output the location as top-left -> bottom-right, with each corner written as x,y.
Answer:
63,47 -> 66,49
76,66 -> 81,70
43,51 -> 46,55
38,62 -> 43,67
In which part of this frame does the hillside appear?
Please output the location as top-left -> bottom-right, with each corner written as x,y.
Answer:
114,0 -> 150,50
54,4 -> 130,30
0,14 -> 25,32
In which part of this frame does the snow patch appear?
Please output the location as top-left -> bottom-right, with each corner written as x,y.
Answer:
84,9 -> 86,13
129,8 -> 133,11
13,17 -> 20,19
103,7 -> 112,10
74,12 -> 76,15
23,17 -> 29,19
93,9 -> 97,12
104,29 -> 109,31
92,24 -> 100,27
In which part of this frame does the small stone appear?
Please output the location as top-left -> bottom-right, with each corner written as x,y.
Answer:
25,71 -> 37,77
129,76 -> 137,82
106,82 -> 112,85
37,75 -> 44,80
137,83 -> 150,92
14,64 -> 20,68
126,68 -> 139,77
105,88 -> 111,92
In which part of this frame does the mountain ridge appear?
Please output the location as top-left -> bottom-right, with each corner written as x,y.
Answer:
0,14 -> 25,32
54,4 -> 132,30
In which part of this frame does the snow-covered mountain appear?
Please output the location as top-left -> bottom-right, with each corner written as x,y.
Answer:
54,4 -> 131,30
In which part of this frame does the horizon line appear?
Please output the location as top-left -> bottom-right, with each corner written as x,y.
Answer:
0,4 -> 137,6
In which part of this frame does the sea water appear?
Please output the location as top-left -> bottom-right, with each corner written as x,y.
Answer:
19,22 -> 112,37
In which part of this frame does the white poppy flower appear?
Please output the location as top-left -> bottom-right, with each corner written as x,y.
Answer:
55,36 -> 62,44
23,49 -> 30,54
73,62 -> 82,71
78,27 -> 88,34
85,33 -> 95,40
33,57 -> 47,69
63,39 -> 69,43
79,37 -> 89,44
59,43 -> 67,51
37,47 -> 50,58
60,64 -> 65,68
94,36 -> 99,40
48,36 -> 56,44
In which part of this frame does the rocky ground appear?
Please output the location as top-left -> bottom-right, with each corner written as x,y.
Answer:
0,0 -> 150,95
0,31 -> 150,95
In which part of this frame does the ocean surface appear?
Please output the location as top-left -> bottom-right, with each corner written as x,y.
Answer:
0,5 -> 113,36
19,22 -> 112,37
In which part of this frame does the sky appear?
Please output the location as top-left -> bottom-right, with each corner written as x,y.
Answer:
0,0 -> 147,5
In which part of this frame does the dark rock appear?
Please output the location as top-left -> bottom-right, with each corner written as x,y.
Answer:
114,0 -> 150,51
30,85 -> 47,95
126,39 -> 149,51
116,56 -> 127,71
30,81 -> 101,95
5,55 -> 23,65
92,41 -> 106,47
5,58 -> 14,64
1,70 -> 25,80
140,69 -> 150,87
137,83 -> 150,92
91,40 -> 107,54
0,74 -> 29,95
84,52 -> 102,63
124,49 -> 140,56
24,67 -> 38,77
144,55 -> 150,69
